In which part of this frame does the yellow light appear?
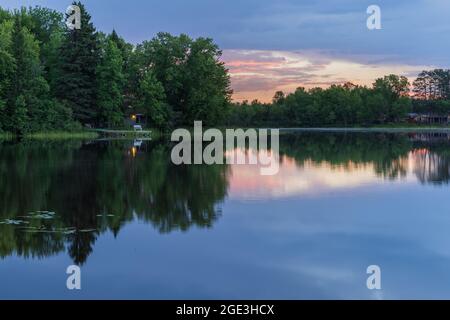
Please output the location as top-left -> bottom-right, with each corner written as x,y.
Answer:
131,147 -> 137,158
131,115 -> 137,120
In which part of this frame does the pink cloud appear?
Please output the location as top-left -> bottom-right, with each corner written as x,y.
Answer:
221,49 -> 431,102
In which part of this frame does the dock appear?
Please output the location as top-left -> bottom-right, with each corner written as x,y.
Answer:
92,129 -> 152,138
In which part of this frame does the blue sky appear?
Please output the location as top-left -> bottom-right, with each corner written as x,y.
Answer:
1,0 -> 448,101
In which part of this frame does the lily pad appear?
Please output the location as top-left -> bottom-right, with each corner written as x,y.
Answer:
27,211 -> 57,219
79,229 -> 97,233
1,219 -> 29,225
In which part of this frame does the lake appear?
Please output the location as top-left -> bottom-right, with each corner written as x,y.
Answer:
1,131 -> 450,299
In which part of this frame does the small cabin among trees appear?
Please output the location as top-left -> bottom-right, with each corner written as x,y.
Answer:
407,113 -> 450,125
125,113 -> 147,128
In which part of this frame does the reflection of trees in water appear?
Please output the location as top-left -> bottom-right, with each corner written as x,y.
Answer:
0,141 -> 80,260
401,133 -> 450,185
279,132 -> 412,180
0,140 -> 230,264
279,132 -> 450,184
96,143 -> 229,234
411,148 -> 450,185
1,132 -> 450,264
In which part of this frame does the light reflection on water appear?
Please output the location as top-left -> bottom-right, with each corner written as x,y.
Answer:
0,131 -> 450,299
228,149 -> 444,200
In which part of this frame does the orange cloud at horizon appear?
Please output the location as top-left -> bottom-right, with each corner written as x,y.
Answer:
221,50 -> 433,103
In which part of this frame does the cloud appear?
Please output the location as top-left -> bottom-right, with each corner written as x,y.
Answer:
222,49 -> 433,102
4,0 -> 448,66
2,0 -> 445,101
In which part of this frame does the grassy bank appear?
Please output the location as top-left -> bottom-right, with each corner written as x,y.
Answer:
0,132 -> 13,139
24,131 -> 99,139
3,125 -> 450,140
1,128 -> 163,140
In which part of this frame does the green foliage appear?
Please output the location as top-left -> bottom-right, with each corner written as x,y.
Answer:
136,70 -> 169,129
228,78 -> 412,128
11,95 -> 29,133
0,3 -> 234,132
134,32 -> 232,126
0,19 -> 15,130
96,39 -> 124,127
1,9 -> 75,134
8,14 -> 49,134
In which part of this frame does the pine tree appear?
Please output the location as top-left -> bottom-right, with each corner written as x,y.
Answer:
96,39 -> 124,128
56,1 -> 100,124
108,29 -> 134,111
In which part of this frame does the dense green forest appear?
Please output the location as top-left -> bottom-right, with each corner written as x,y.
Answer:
1,2 -> 450,135
0,2 -> 231,134
228,72 -> 450,127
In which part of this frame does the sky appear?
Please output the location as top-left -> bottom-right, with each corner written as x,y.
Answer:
1,0 -> 448,101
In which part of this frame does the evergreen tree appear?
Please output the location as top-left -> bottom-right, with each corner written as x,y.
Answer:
56,2 -> 100,123
109,29 -> 134,111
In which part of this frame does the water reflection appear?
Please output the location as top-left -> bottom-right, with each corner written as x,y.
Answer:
1,132 -> 450,264
0,140 -> 229,264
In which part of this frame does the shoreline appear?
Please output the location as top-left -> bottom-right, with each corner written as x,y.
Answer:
0,131 -> 99,140
1,126 -> 450,140
278,127 -> 450,133
0,128 -> 159,140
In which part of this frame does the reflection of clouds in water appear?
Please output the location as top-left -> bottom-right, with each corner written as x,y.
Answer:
229,155 -> 385,200
228,148 -> 450,200
227,179 -> 450,299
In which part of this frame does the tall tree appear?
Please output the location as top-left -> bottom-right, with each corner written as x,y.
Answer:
273,91 -> 285,105
373,74 -> 410,99
136,33 -> 232,126
136,70 -> 169,129
27,6 -> 64,93
413,69 -> 450,100
0,19 -> 15,130
183,36 -> 232,125
8,13 -> 50,134
108,29 -> 134,111
373,75 -> 410,122
56,2 -> 100,123
96,39 -> 124,127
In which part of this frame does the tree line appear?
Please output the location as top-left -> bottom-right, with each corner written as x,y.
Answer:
228,71 -> 450,128
1,2 -> 450,134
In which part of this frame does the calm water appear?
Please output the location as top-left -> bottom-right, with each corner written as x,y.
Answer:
1,131 -> 450,299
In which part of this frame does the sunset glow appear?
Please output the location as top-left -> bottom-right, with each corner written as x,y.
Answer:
222,50 -> 433,102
